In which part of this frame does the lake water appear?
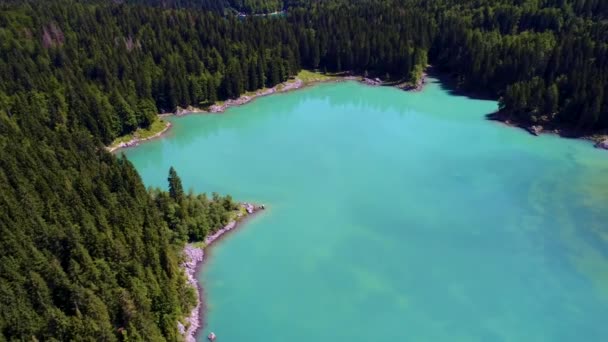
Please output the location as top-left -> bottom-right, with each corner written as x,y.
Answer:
125,79 -> 608,341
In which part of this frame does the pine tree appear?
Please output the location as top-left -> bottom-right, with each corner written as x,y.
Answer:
168,167 -> 184,203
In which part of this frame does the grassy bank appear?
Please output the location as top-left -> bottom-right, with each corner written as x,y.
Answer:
295,70 -> 336,84
108,118 -> 170,152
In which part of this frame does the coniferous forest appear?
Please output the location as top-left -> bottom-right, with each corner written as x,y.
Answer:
1,0 -> 607,340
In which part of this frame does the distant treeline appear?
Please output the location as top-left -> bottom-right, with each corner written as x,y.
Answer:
84,0 -> 284,14
0,0 -> 433,145
1,0 -> 606,144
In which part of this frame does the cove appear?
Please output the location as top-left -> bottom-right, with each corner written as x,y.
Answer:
124,79 -> 608,341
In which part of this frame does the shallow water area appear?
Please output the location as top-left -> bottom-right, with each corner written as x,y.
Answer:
125,79 -> 608,342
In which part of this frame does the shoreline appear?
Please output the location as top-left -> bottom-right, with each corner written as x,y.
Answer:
179,203 -> 264,342
107,69 -> 607,153
360,70 -> 428,92
106,70 -> 427,153
206,78 -> 305,114
487,111 -> 608,150
108,72 -> 343,153
184,73 -> 361,115
106,120 -> 172,153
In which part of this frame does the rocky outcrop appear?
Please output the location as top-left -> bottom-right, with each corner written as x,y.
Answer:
175,106 -> 204,116
281,78 -> 304,92
361,77 -> 382,86
595,139 -> 608,150
42,23 -> 65,48
527,125 -> 543,136
114,140 -> 139,150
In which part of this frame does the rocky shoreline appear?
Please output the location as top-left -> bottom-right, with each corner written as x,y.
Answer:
107,70 -> 430,154
596,139 -> 608,150
360,71 -> 428,92
207,79 -> 304,113
399,72 -> 428,92
106,121 -> 172,153
487,111 -> 608,150
178,245 -> 204,342
178,203 -> 263,342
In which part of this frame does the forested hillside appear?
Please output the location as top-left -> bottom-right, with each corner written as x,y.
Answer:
0,1 -> 302,144
2,0 -> 606,142
109,0 -> 284,14
1,0 -> 607,340
0,0 -> 434,146
428,0 -> 608,131
0,88 -> 238,341
0,115 -> 235,340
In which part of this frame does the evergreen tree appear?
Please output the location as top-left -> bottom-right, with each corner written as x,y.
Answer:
168,167 -> 184,203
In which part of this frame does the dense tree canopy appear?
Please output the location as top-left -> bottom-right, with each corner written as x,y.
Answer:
428,0 -> 608,130
0,0 -> 303,144
1,0 -> 607,340
107,0 -> 284,14
1,0 -> 606,141
0,112 -> 236,340
0,117 -> 184,340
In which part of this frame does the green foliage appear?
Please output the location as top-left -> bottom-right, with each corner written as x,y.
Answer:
0,117 -> 191,340
0,0 -> 301,144
150,188 -> 236,243
294,70 -> 334,84
2,0 -> 608,340
97,0 -> 284,14
167,167 -> 184,204
428,0 -> 608,130
0,113 -> 236,340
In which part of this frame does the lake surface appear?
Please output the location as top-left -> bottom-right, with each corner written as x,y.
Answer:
125,79 -> 608,341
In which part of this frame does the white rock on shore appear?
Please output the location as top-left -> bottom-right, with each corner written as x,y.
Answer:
178,203 -> 262,341
175,105 -> 205,116
280,78 -> 303,91
180,244 -> 204,342
361,77 -> 382,86
204,221 -> 237,245
595,139 -> 608,150
208,79 -> 303,113
528,125 -> 544,136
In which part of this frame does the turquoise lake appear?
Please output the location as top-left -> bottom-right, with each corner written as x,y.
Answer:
125,79 -> 608,341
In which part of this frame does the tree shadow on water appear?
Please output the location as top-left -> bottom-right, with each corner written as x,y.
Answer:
429,67 -> 498,102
